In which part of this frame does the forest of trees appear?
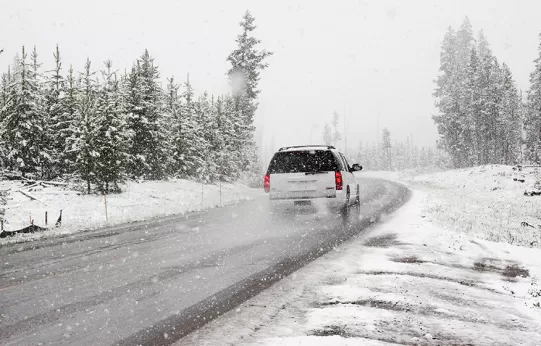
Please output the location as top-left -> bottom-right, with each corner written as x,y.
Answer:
352,129 -> 449,172
0,11 -> 271,193
433,18 -> 541,168
321,110 -> 448,171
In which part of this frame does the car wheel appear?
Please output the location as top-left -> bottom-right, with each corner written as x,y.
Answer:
354,184 -> 360,205
340,188 -> 350,217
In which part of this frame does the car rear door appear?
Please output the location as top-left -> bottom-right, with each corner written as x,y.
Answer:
267,150 -> 338,200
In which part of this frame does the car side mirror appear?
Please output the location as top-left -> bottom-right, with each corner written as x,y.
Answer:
352,164 -> 363,172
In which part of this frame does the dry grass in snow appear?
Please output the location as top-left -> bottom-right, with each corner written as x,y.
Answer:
364,165 -> 541,248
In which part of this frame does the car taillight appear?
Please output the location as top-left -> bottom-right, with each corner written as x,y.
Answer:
335,171 -> 343,190
264,174 -> 271,193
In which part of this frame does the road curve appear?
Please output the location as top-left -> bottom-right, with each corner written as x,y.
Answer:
0,177 -> 410,345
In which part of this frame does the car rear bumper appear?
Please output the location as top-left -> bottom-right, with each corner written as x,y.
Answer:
269,190 -> 347,209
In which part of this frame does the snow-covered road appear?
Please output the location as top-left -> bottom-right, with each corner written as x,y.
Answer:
0,177 -> 409,345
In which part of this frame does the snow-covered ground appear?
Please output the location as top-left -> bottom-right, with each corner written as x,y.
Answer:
0,179 -> 261,245
364,165 -> 541,248
178,166 -> 541,345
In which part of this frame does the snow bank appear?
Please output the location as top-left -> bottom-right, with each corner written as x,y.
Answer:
0,179 -> 262,245
362,165 -> 541,248
178,191 -> 541,345
411,165 -> 541,248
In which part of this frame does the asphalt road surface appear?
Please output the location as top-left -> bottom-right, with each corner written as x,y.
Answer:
0,177 -> 409,345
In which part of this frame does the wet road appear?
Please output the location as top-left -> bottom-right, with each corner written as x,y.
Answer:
0,177 -> 409,345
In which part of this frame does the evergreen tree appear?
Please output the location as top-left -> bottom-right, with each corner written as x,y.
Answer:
1,67 -> 11,110
177,76 -> 205,178
382,128 -> 392,170
164,76 -> 184,177
354,141 -> 364,165
2,46 -> 44,177
464,46 -> 482,165
45,45 -> 66,176
227,11 -> 272,176
525,33 -> 541,163
193,92 -> 214,182
433,27 -> 462,167
93,60 -> 133,192
30,46 -> 55,179
456,18 -> 474,71
0,68 -> 13,169
125,50 -> 169,179
227,11 -> 273,108
500,63 -> 522,164
322,123 -> 332,145
331,111 -> 342,146
61,65 -> 79,172
434,18 -> 523,168
70,58 -> 98,193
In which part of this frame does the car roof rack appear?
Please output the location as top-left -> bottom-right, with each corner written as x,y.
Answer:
278,145 -> 336,151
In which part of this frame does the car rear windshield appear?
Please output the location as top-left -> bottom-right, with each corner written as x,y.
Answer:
267,150 -> 339,174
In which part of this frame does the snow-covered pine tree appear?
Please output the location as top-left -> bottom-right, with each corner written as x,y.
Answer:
433,27 -> 461,166
0,68 -> 12,169
45,45 -> 67,177
322,123 -> 332,145
434,19 -> 523,167
1,67 -> 11,110
70,58 -> 98,193
221,94 -> 245,179
10,53 -> 21,85
227,11 -> 272,115
419,147 -> 428,167
61,65 -> 79,173
434,19 -> 475,168
331,111 -> 342,147
354,141 -> 364,166
484,56 -> 503,164
227,11 -> 272,178
525,33 -> 541,163
122,65 -> 141,177
125,50 -> 168,180
499,63 -> 522,164
193,92 -> 214,182
382,128 -> 392,170
176,76 -> 205,178
164,76 -> 185,177
29,46 -> 56,179
2,46 -> 45,177
209,95 -> 226,180
455,23 -> 476,167
456,18 -> 475,72
464,46 -> 482,165
93,60 -> 133,193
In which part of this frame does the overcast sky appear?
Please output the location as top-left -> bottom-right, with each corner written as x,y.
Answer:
1,0 -> 540,162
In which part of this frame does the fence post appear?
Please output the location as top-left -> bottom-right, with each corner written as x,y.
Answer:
219,180 -> 222,206
104,192 -> 109,223
45,211 -> 48,226
201,182 -> 204,205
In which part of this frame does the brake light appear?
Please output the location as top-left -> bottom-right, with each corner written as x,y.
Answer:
335,171 -> 343,190
264,174 -> 271,193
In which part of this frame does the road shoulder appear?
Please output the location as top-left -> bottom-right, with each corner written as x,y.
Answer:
178,189 -> 541,345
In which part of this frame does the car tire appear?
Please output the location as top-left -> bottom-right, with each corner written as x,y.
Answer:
354,184 -> 360,205
340,188 -> 350,217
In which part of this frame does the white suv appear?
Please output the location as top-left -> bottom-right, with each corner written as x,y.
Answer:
264,145 -> 362,213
